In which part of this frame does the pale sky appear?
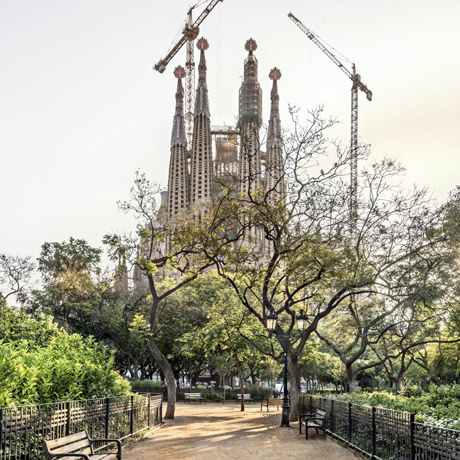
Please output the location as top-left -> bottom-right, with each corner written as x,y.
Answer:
1,0 -> 459,265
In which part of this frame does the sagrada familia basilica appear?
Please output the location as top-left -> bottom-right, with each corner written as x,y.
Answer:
166,37 -> 285,221
123,37 -> 285,291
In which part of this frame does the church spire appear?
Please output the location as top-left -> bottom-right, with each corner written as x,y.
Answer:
267,68 -> 282,148
167,66 -> 189,219
190,38 -> 213,210
266,67 -> 285,202
239,39 -> 262,196
171,66 -> 186,147
195,38 -> 210,117
239,38 -> 262,126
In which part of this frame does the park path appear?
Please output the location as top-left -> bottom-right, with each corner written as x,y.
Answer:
124,403 -> 360,460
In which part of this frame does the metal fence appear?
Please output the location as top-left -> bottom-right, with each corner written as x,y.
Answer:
300,396 -> 460,460
0,394 -> 162,460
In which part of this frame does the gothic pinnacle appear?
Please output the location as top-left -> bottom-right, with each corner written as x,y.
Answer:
195,37 -> 210,117
269,67 -> 282,81
269,67 -> 281,104
174,65 -> 186,80
268,67 -> 282,147
245,38 -> 258,54
171,65 -> 186,146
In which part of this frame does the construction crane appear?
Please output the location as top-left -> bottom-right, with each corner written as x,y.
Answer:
288,12 -> 372,230
154,0 -> 223,148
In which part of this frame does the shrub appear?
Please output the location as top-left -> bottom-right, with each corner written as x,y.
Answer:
130,380 -> 164,392
320,387 -> 460,430
206,392 -> 224,402
0,303 -> 130,406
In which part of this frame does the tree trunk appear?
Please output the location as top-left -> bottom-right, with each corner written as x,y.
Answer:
288,352 -> 301,422
236,359 -> 245,412
345,364 -> 358,392
147,337 -> 176,419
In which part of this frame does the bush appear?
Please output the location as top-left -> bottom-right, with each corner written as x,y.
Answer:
130,380 -> 164,392
0,303 -> 130,406
321,387 -> 460,430
402,385 -> 424,398
206,392 -> 224,402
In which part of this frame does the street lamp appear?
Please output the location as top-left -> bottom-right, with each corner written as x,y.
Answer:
266,308 -> 308,427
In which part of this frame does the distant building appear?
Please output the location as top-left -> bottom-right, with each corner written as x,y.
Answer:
131,38 -> 285,291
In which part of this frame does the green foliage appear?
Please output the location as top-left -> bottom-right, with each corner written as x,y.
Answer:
130,380 -> 164,392
38,238 -> 102,279
324,386 -> 460,429
0,303 -> 130,407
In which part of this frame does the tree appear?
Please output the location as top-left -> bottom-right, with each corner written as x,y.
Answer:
30,238 -> 160,379
198,107 -> 460,420
0,299 -> 130,406
179,272 -> 272,411
103,172 -> 229,419
32,238 -> 103,332
0,254 -> 34,304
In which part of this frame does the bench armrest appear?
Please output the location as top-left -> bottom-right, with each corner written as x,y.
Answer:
305,417 -> 325,423
90,439 -> 121,458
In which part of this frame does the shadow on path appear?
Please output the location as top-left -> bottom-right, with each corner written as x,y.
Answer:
125,403 -> 361,460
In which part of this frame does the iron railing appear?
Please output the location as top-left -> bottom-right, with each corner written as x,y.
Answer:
300,396 -> 460,460
0,394 -> 162,460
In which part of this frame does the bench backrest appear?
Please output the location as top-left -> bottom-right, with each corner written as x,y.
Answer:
267,398 -> 282,405
184,393 -> 202,397
316,409 -> 326,419
314,409 -> 327,426
44,431 -> 92,459
237,394 -> 252,398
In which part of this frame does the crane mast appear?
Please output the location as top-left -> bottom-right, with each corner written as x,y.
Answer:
288,12 -> 372,231
154,0 -> 223,149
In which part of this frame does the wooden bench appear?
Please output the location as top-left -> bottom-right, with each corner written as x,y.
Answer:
299,409 -> 327,440
260,398 -> 283,412
184,393 -> 206,404
43,430 -> 122,460
237,394 -> 256,404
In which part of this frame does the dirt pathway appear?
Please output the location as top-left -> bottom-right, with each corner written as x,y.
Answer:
125,403 -> 360,460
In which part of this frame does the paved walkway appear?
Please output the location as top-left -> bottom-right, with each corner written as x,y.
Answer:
125,403 -> 360,460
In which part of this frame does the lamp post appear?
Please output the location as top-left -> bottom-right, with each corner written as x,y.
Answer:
267,308 -> 308,427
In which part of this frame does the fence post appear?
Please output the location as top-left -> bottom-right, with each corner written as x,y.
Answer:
66,402 -> 71,436
105,398 -> 110,439
147,396 -> 151,428
348,402 -> 352,443
130,395 -> 134,435
160,397 -> 163,424
410,413 -> 415,460
0,408 -> 3,458
331,400 -> 334,433
372,406 -> 376,459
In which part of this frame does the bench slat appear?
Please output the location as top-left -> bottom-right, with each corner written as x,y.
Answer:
46,432 -> 88,450
54,456 -> 89,460
91,455 -> 117,460
52,439 -> 91,454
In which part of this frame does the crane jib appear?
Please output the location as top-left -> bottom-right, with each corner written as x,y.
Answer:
154,0 -> 223,74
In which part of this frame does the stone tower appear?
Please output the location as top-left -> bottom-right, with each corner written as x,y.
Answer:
190,38 -> 213,213
167,66 -> 189,220
239,38 -> 263,196
266,68 -> 285,202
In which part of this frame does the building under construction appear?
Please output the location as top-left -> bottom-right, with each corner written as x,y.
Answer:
129,37 -> 285,291
165,37 -> 285,220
